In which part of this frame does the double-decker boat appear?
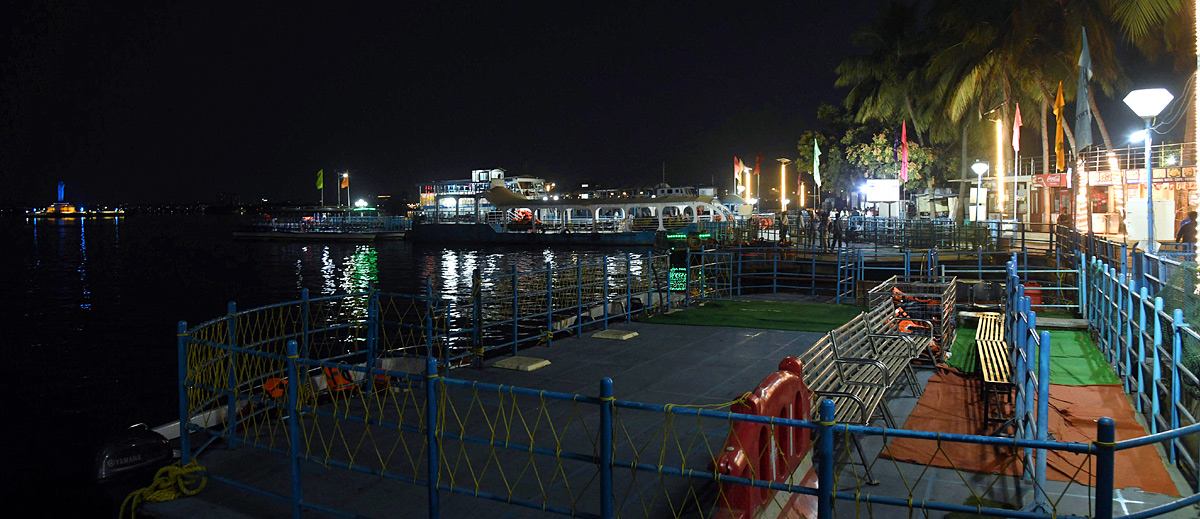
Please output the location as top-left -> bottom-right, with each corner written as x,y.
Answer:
408,170 -> 738,246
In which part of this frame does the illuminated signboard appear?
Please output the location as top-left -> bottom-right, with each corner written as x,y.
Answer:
861,179 -> 901,202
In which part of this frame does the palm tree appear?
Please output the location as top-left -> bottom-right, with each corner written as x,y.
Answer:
835,1 -> 933,146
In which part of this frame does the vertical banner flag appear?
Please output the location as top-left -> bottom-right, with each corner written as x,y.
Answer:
1054,82 -> 1065,171
316,169 -> 324,189
813,140 -> 822,187
1075,27 -> 1093,151
1012,104 -> 1023,153
899,121 -> 909,182
753,152 -> 762,175
733,156 -> 741,182
341,173 -> 350,189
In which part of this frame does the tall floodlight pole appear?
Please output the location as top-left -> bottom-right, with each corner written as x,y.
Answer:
778,158 -> 791,213
343,171 -> 351,209
1123,88 -> 1173,252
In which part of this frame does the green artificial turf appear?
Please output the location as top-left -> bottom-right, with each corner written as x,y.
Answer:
1033,330 -> 1121,385
638,300 -> 867,332
944,324 -> 1120,386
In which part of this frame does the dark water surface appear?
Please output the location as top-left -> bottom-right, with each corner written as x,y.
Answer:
0,215 -> 646,514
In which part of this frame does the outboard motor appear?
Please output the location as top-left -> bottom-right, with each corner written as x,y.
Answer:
95,424 -> 173,482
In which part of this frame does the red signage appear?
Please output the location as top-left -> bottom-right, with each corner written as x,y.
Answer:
1034,173 -> 1067,188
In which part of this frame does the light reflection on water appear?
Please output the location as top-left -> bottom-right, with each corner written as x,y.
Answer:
7,214 -> 655,508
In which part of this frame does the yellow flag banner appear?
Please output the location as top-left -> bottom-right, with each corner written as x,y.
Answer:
316,169 -> 324,190
1054,82 -> 1065,171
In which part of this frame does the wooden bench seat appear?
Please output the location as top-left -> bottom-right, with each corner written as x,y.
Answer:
974,313 -> 1011,428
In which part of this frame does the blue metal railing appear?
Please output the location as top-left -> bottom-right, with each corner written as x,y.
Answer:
172,230 -> 1200,519
1084,254 -> 1200,489
702,245 -> 859,303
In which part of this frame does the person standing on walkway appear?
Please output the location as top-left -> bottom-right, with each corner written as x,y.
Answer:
1176,210 -> 1197,245
818,209 -> 829,250
831,211 -> 844,249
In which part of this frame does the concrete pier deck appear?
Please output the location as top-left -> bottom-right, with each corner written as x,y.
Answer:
141,295 -> 1192,519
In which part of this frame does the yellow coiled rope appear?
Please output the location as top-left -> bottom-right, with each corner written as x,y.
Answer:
120,460 -> 208,519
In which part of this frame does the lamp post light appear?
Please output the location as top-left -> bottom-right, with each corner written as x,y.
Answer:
1123,88 -> 1174,251
778,158 -> 792,213
971,161 -> 989,222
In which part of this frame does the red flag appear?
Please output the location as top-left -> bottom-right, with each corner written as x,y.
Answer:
733,156 -> 741,181
753,152 -> 762,175
900,121 -> 909,182
1012,103 -> 1023,153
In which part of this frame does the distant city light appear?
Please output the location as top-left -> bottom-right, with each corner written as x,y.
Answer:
354,199 -> 368,208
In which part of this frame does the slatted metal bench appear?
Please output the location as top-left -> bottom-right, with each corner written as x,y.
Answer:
794,303 -> 932,483
974,312 -> 1011,427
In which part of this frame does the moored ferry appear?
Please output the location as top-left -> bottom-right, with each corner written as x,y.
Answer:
409,169 -> 738,246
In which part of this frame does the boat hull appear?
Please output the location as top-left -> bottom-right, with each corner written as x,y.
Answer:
408,223 -> 658,246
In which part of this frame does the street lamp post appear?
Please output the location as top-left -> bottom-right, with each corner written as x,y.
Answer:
971,161 -> 989,222
1123,88 -> 1174,252
778,158 -> 792,213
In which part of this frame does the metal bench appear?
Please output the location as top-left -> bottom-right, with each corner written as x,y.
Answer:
793,303 -> 932,483
974,312 -> 1011,428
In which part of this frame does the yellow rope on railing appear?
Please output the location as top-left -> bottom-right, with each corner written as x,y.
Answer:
119,460 -> 207,519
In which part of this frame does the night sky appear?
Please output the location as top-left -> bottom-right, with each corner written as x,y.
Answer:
1,2 -> 1186,207
2,2 -> 895,206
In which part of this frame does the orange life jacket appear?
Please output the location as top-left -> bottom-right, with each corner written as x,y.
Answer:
263,377 -> 288,398
323,367 -> 356,393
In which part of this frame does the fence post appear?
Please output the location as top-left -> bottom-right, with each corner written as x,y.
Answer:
300,288 -> 310,358
1120,243 -> 1128,278
977,246 -> 984,281
603,256 -> 610,330
1171,308 -> 1185,463
737,249 -> 744,296
1102,265 -> 1113,360
1137,287 -> 1149,412
1151,297 -> 1164,433
1079,255 -> 1088,316
576,259 -> 584,336
1125,281 -> 1136,395
425,355 -> 441,519
835,249 -> 843,304
225,301 -> 239,445
472,269 -> 482,368
625,253 -> 633,322
1094,417 -> 1116,519
286,339 -> 303,519
177,320 -> 191,464
684,251 -> 692,307
546,261 -> 555,344
512,265 -> 520,355
663,253 -> 672,313
599,378 -> 614,519
816,399 -> 835,519
367,283 -> 378,370
1035,327 -> 1050,512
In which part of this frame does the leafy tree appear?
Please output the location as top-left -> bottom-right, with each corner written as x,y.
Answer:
845,132 -> 939,189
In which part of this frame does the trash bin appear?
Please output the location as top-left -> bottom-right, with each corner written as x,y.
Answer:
1024,281 -> 1043,307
